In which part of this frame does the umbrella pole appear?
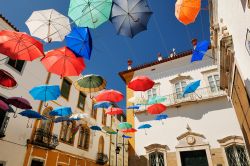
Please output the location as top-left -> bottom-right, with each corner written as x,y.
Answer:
13,108 -> 18,118
26,119 -> 30,128
194,92 -> 202,99
144,129 -> 147,135
161,120 -> 164,125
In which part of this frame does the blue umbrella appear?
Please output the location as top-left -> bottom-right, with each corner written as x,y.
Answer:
49,106 -> 72,117
122,135 -> 132,139
29,85 -> 60,106
183,80 -> 201,96
65,27 -> 92,60
138,124 -> 152,135
127,105 -> 140,110
91,125 -> 102,136
19,110 -> 46,128
191,40 -> 210,62
54,116 -> 80,123
155,114 -> 168,125
94,101 -> 112,109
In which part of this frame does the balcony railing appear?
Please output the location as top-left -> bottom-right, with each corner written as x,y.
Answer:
30,128 -> 59,149
96,153 -> 108,165
0,116 -> 9,138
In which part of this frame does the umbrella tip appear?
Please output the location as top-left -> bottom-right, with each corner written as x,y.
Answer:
128,59 -> 133,70
191,38 -> 198,47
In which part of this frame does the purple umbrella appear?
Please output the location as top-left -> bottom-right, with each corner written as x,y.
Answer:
7,97 -> 32,118
0,99 -> 9,111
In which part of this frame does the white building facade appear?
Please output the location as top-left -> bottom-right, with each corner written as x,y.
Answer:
119,50 -> 249,166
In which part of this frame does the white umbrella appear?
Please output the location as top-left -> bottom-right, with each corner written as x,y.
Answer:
70,113 -> 89,119
25,9 -> 71,43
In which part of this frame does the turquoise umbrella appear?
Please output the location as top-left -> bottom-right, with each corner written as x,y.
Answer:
183,80 -> 201,97
118,122 -> 132,130
68,0 -> 112,28
138,124 -> 152,135
148,96 -> 166,105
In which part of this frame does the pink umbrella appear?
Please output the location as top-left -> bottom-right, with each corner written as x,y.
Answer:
7,97 -> 32,118
105,107 -> 123,115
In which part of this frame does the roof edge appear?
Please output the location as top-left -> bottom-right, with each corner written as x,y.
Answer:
0,14 -> 19,31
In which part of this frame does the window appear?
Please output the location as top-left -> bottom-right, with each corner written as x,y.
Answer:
60,121 -> 77,145
208,74 -> 220,92
91,102 -> 97,119
102,108 -> 107,126
77,92 -> 86,110
225,144 -> 249,166
147,84 -> 159,99
149,152 -> 165,166
31,159 -> 44,166
180,150 -> 209,166
175,81 -> 187,99
7,58 -> 25,73
78,126 -> 90,150
61,78 -> 72,100
39,107 -> 54,133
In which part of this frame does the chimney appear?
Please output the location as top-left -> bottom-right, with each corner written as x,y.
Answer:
191,38 -> 198,49
157,53 -> 162,61
127,59 -> 133,70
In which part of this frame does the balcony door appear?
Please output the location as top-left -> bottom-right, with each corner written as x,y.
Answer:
40,107 -> 53,133
180,150 -> 209,166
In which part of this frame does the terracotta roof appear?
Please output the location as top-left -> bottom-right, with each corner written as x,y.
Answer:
0,14 -> 19,31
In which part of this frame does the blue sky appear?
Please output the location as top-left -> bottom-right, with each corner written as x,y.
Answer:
0,0 -> 210,109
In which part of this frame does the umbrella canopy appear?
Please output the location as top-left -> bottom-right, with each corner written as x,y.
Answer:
68,0 -> 112,28
183,80 -> 201,96
148,96 -> 166,105
147,103 -> 166,115
90,125 -> 102,131
65,27 -> 92,60
7,97 -> 32,109
94,101 -> 112,109
25,9 -> 71,43
128,76 -> 155,91
128,96 -> 147,105
41,47 -> 85,77
74,74 -> 106,94
122,135 -> 132,139
29,85 -> 60,102
127,105 -> 140,110
191,40 -> 210,62
111,0 -> 153,38
175,0 -> 201,25
106,107 -> 123,115
122,128 -> 137,133
0,69 -> 17,88
54,116 -> 80,123
0,30 -> 44,61
118,122 -> 132,130
102,126 -> 117,134
155,114 -> 168,121
138,124 -> 152,129
95,89 -> 124,103
19,110 -> 45,119
0,100 -> 9,111
70,113 -> 89,119
49,106 -> 72,116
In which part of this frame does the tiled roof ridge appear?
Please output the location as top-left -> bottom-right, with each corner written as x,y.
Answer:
0,14 -> 19,31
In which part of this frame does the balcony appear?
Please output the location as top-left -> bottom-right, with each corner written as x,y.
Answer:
0,116 -> 9,138
30,128 -> 59,149
96,153 -> 108,165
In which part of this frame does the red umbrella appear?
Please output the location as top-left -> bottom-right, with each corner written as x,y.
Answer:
0,30 -> 44,61
122,128 -> 137,133
147,103 -> 166,115
95,89 -> 124,103
41,47 -> 85,77
7,97 -> 32,109
105,107 -> 123,115
0,69 -> 17,88
128,76 -> 155,91
0,100 -> 9,111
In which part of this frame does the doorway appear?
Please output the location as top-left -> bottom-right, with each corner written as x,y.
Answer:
180,150 -> 209,166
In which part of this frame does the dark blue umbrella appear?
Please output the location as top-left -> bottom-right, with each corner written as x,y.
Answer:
29,85 -> 60,106
65,27 -> 92,60
155,114 -> 168,125
191,40 -> 210,62
122,135 -> 132,139
127,105 -> 140,110
138,123 -> 152,135
90,125 -> 102,131
19,110 -> 46,128
183,80 -> 201,96
49,106 -> 72,117
94,101 -> 112,109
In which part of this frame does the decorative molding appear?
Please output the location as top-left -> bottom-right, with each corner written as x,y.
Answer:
218,135 -> 244,146
144,143 -> 169,153
177,131 -> 206,141
169,74 -> 192,84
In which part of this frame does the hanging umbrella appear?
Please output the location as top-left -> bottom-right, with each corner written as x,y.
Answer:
175,0 -> 201,25
148,96 -> 166,105
41,47 -> 85,77
118,122 -> 132,130
155,114 -> 168,125
26,9 -> 71,43
138,124 -> 152,135
191,40 -> 210,62
19,110 -> 46,128
68,0 -> 112,28
7,97 -> 32,118
122,128 -> 137,133
49,106 -> 72,117
0,100 -> 9,111
95,89 -> 124,103
147,103 -> 166,115
111,0 -> 153,38
106,107 -> 123,115
54,116 -> 80,123
65,27 -> 92,60
70,113 -> 89,119
102,126 -> 117,134
74,74 -> 106,97
29,85 -> 60,106
122,135 -> 132,139
91,125 -> 102,136
0,69 -> 17,88
128,76 -> 155,91
182,80 -> 201,96
94,101 -> 112,109
128,96 -> 147,105
0,30 -> 44,61
127,105 -> 140,110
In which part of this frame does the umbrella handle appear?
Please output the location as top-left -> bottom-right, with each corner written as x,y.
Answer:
44,102 -> 48,107
13,111 -> 18,118
145,129 -> 147,135
161,120 -> 164,125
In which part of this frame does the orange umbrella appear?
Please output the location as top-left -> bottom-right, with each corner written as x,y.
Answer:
175,0 -> 201,25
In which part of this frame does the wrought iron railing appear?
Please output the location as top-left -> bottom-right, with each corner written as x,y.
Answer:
0,116 -> 9,138
96,153 -> 108,165
31,128 -> 59,149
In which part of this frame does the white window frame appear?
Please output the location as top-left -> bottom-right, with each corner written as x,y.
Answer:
174,80 -> 187,99
207,74 -> 220,92
146,83 -> 160,100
